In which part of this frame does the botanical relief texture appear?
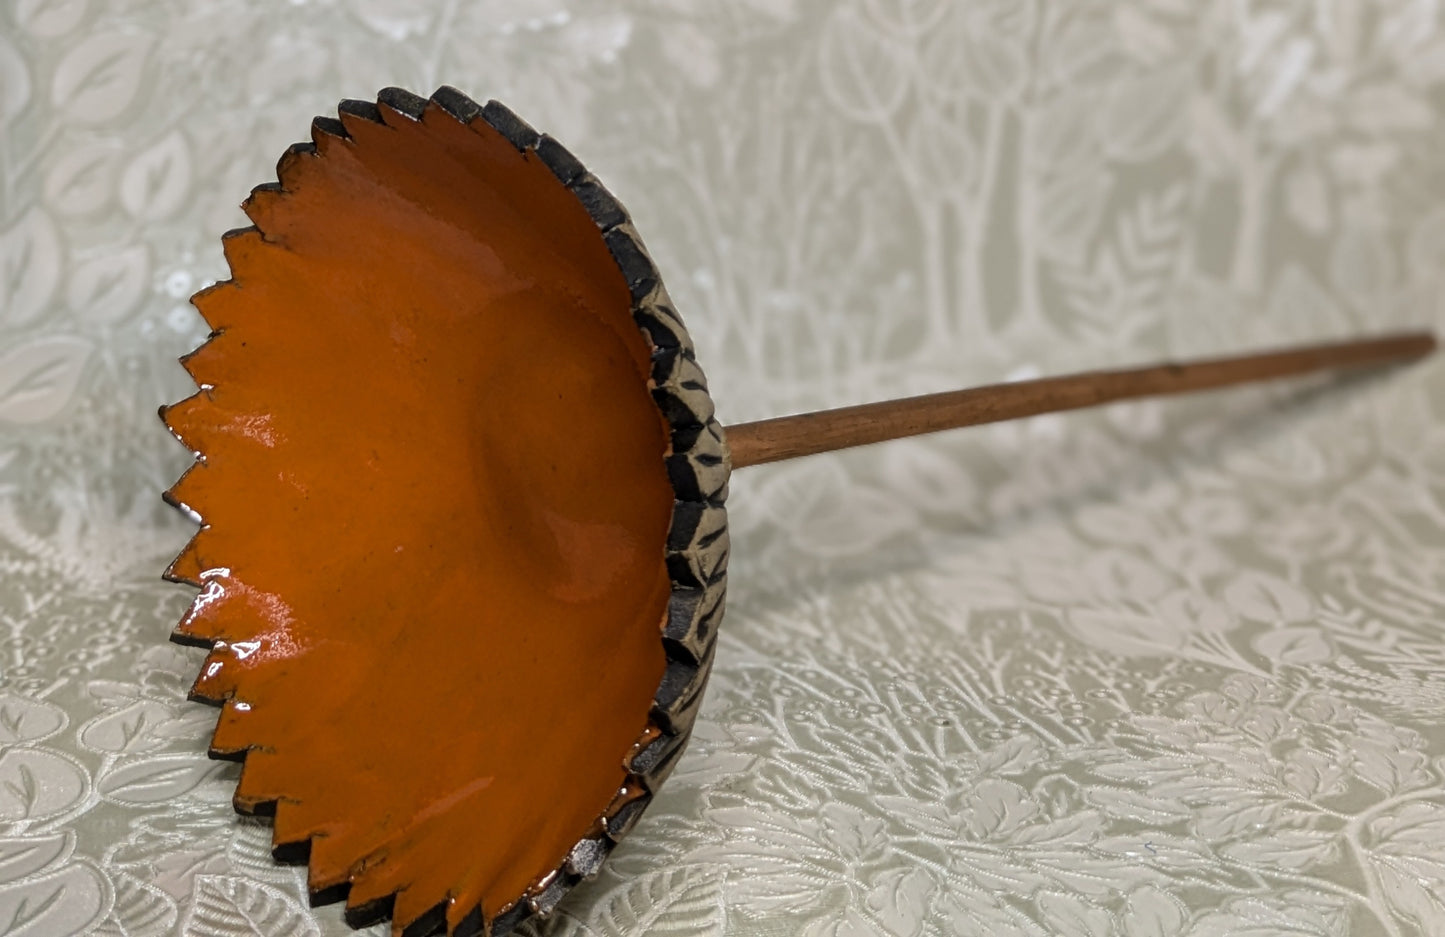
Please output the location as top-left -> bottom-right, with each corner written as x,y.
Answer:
2,0 -> 1445,935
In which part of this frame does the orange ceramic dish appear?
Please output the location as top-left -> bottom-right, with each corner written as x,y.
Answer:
162,87 -> 729,937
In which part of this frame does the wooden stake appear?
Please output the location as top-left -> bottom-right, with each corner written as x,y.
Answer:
725,331 -> 1436,469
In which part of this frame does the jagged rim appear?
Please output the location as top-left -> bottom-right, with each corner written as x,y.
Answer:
160,86 -> 731,937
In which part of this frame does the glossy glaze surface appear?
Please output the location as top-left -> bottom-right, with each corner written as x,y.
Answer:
161,99 -> 672,931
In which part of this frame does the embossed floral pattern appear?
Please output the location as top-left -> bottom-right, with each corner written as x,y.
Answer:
3,0 -> 1445,934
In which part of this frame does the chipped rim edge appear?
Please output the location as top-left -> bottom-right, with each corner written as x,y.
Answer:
159,86 -> 732,937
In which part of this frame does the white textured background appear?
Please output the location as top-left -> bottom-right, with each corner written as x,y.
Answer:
4,1 -> 1445,935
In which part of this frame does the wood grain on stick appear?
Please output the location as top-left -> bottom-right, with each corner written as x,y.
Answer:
725,332 -> 1436,469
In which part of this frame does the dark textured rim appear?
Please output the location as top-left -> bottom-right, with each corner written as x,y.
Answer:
161,86 -> 731,937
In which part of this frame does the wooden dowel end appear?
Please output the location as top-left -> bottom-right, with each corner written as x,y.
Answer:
724,331 -> 1436,469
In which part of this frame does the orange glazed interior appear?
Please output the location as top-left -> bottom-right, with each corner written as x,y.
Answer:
162,100 -> 673,932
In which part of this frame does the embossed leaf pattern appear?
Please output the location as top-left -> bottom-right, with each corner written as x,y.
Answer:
97,871 -> 179,937
818,6 -> 912,125
182,877 -> 321,937
0,834 -> 74,883
0,34 -> 31,123
4,1 -> 1445,935
118,132 -> 190,222
0,207 -> 61,327
0,749 -> 87,821
0,694 -> 68,744
540,866 -> 724,937
0,861 -> 109,936
79,699 -> 181,753
13,0 -> 90,39
51,33 -> 151,123
43,144 -> 121,217
67,244 -> 150,324
96,755 -> 228,805
223,820 -> 294,884
0,337 -> 92,424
